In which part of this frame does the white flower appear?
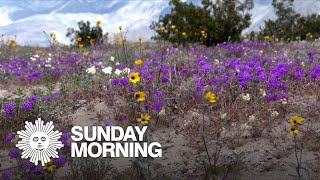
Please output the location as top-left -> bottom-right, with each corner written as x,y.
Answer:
241,93 -> 251,101
86,66 -> 96,75
214,59 -> 220,65
260,89 -> 266,97
102,66 -> 112,75
159,109 -> 166,116
114,69 -> 122,76
301,62 -> 305,67
116,62 -> 120,65
280,98 -> 287,105
236,68 -> 240,73
48,53 -> 51,56
248,115 -> 256,123
122,68 -> 130,74
34,54 -> 39,58
220,113 -> 227,119
271,110 -> 279,117
110,56 -> 115,61
30,57 -> 36,61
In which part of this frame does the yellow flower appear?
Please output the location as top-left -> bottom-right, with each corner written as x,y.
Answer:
96,20 -> 101,25
275,38 -> 279,42
118,26 -> 122,30
77,37 -> 82,41
205,91 -> 216,103
290,116 -> 304,125
11,43 -> 16,47
160,27 -> 165,31
50,32 -> 55,37
171,25 -> 176,29
135,59 -> 143,65
182,32 -> 186,36
138,36 -> 142,41
289,125 -> 299,135
129,72 -> 140,83
137,114 -> 150,125
134,91 -> 145,102
44,160 -> 56,172
78,43 -> 84,48
87,36 -> 91,39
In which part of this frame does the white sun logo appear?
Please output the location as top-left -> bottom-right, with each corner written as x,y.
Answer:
16,118 -> 64,166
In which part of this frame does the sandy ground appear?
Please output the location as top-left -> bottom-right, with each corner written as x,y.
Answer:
1,86 -> 320,179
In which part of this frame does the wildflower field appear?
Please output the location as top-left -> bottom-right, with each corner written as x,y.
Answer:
0,32 -> 320,180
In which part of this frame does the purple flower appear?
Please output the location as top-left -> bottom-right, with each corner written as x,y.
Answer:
145,103 -> 151,110
53,154 -> 66,167
209,77 -> 218,85
5,132 -> 14,142
2,102 -> 16,113
60,131 -> 70,146
31,165 -> 43,175
111,79 -> 119,86
28,95 -> 37,103
265,93 -> 277,101
120,77 -> 128,85
161,76 -> 169,83
8,148 -> 19,159
20,160 -> 33,169
153,102 -> 162,112
53,91 -> 62,97
41,96 -> 52,102
21,101 -> 33,110
1,170 -> 13,180
102,119 -> 112,126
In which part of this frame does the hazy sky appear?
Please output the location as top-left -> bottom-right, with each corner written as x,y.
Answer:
1,0 -> 317,46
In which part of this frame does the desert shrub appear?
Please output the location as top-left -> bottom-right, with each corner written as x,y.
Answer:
66,20 -> 103,48
150,0 -> 253,46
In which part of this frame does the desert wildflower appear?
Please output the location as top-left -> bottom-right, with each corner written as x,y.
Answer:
134,91 -> 145,102
160,27 -> 165,31
171,25 -> 176,29
290,116 -> 304,125
118,25 -> 122,30
114,69 -> 122,76
86,66 -> 96,75
205,91 -> 216,103
182,32 -> 186,36
137,114 -> 150,125
102,67 -> 112,75
289,125 -> 299,135
96,20 -> 101,25
135,59 -> 143,65
44,160 -> 56,172
271,110 -> 279,117
77,37 -> 82,41
241,93 -> 251,101
138,36 -> 142,41
220,113 -> 227,119
78,43 -> 84,48
129,72 -> 140,83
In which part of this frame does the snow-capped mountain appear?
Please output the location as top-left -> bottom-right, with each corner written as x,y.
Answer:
0,0 -> 319,46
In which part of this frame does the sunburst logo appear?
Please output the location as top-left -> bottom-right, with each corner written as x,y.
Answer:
16,118 -> 64,166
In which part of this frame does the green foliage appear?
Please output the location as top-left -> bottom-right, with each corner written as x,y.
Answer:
259,0 -> 320,41
150,0 -> 253,46
66,20 -> 103,48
